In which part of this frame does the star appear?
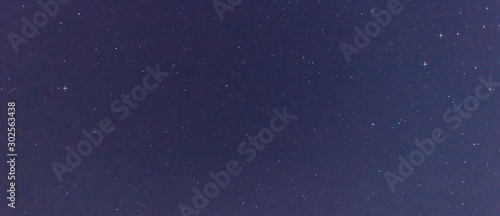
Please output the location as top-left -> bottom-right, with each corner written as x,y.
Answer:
438,33 -> 444,38
61,85 -> 68,92
422,61 -> 428,68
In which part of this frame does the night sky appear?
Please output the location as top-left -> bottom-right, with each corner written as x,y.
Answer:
1,0 -> 500,215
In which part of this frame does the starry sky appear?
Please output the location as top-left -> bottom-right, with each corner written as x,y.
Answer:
1,0 -> 500,215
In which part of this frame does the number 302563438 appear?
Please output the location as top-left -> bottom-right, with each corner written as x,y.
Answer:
8,102 -> 16,149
